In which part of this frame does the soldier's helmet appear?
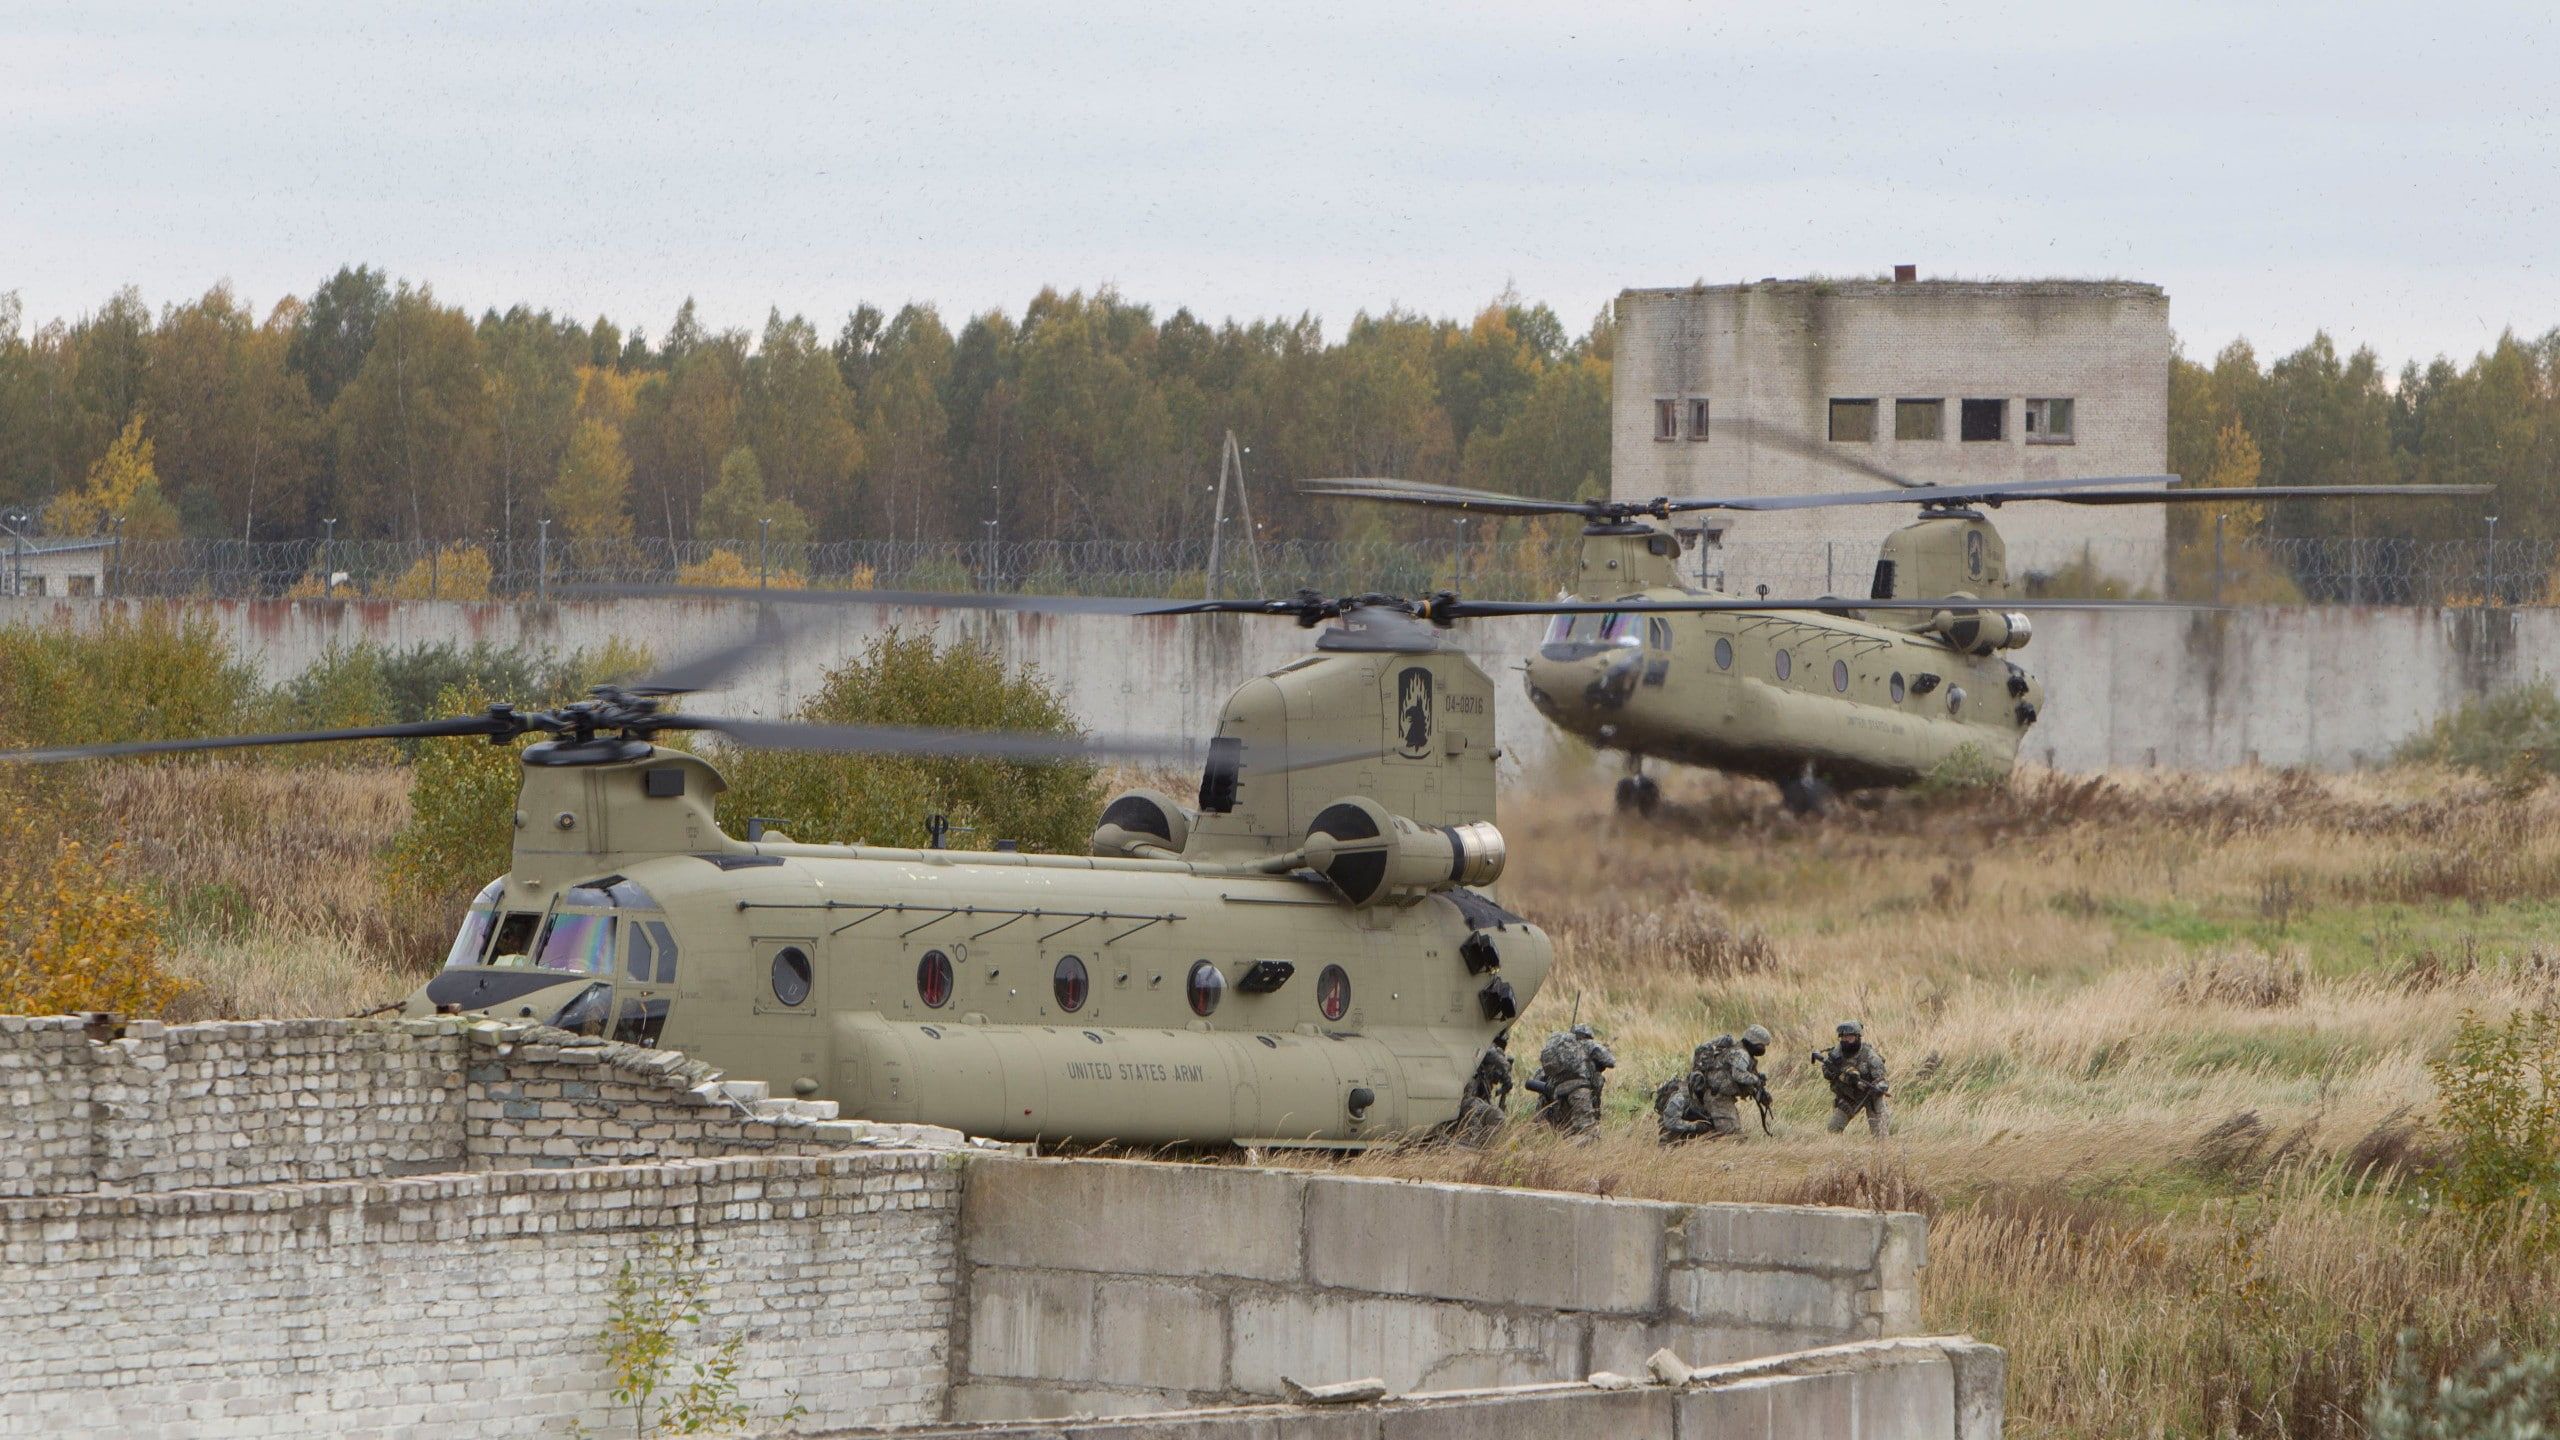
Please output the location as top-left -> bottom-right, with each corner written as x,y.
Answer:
1740,1024 -> 1773,1051
1571,1023 -> 1596,1041
1837,1020 -> 1864,1038
1690,1043 -> 1718,1070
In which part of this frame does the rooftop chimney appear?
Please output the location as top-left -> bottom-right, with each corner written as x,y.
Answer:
1893,264 -> 1918,283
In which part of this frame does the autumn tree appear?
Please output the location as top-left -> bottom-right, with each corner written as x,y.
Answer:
741,311 -> 862,530
46,415 -> 180,540
695,446 -> 809,546
329,284 -> 491,538
142,286 -> 317,539
548,418 -> 634,544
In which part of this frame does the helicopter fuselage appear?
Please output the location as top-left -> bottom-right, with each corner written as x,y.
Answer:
1522,595 -> 2039,789
405,740 -> 1552,1148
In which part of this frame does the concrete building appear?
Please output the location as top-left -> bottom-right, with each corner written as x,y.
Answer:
2,536 -> 113,597
1612,275 -> 2172,596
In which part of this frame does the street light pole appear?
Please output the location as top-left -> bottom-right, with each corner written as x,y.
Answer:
322,518 -> 337,598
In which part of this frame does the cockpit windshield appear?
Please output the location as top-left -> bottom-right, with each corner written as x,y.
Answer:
1539,612 -> 1640,659
441,880 -> 504,970
536,912 -> 616,973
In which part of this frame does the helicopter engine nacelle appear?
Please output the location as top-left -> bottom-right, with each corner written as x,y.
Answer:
1301,796 -> 1506,908
1929,606 -> 2034,656
1091,788 -> 1196,860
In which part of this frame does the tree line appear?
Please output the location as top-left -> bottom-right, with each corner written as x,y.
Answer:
0,267 -> 2552,556
0,269 -> 1608,552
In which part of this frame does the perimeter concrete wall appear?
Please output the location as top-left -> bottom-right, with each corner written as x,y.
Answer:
951,1157 -> 1926,1421
8,596 -> 2555,777
831,1338 -> 2002,1440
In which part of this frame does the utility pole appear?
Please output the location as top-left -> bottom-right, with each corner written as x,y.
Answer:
321,517 -> 337,598
1204,430 -> 1264,600
758,516 -> 771,590
2484,513 -> 2499,605
537,518 -> 551,603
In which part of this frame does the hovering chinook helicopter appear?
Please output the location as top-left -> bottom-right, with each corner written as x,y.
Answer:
5,574 -> 2226,1146
1308,429 -> 2488,813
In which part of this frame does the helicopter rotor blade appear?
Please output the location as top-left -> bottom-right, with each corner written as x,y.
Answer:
561,583 -> 1183,616
661,715 -> 1369,775
1438,595 -> 2221,618
1711,418 -> 1934,490
1296,478 -> 1601,518
2039,483 -> 2495,506
0,714 -> 522,766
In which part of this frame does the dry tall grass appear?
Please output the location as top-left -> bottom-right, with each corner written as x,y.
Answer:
1282,766 -> 2560,1438
89,764 -> 422,1018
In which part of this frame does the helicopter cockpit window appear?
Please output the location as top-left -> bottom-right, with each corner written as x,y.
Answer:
545,982 -> 615,1038
486,911 -> 544,968
1645,618 -> 1671,650
1597,613 -> 1641,647
441,879 -> 504,969
627,920 -> 680,984
1543,615 -> 1575,644
613,997 -> 670,1048
535,912 -> 616,974
600,878 -> 659,911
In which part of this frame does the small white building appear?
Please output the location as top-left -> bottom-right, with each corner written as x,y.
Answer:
1612,274 -> 2172,595
3,538 -> 115,597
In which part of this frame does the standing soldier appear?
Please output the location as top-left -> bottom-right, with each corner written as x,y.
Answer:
1655,1044 -> 1721,1144
1814,1021 -> 1892,1136
1451,1030 -> 1514,1146
1532,1023 -> 1615,1136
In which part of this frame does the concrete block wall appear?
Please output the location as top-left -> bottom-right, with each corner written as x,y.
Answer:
817,1337 -> 2003,1440
0,1151 -> 961,1440
951,1158 -> 1925,1421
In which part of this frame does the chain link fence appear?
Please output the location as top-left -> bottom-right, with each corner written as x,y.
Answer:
20,532 -> 2560,606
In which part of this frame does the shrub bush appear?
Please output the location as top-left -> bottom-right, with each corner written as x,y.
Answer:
2366,1335 -> 2560,1440
2396,684 -> 2560,778
0,802 -> 190,1016
713,628 -> 1100,853
2429,1006 -> 2560,1236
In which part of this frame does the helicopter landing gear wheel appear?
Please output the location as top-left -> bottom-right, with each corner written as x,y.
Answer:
1613,773 -> 1661,817
1778,774 -> 1837,817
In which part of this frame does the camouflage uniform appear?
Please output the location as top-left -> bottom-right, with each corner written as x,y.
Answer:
1655,1044 -> 1722,1145
1815,1021 -> 1892,1137
1697,1025 -> 1774,1138
1535,1024 -> 1615,1136
1451,1038 -> 1513,1146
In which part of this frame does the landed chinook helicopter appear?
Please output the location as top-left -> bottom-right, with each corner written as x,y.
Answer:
0,581 -> 2303,1145
1308,429 -> 2487,813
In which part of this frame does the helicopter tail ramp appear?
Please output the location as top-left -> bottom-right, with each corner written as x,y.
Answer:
0,1014 -> 2000,1440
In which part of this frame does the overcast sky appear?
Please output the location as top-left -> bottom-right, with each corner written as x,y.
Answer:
3,1 -> 2552,367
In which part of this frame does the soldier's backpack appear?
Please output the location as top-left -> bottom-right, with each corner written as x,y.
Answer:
1538,1031 -> 1583,1079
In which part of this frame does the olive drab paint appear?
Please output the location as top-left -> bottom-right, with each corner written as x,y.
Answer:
404,618 -> 1549,1148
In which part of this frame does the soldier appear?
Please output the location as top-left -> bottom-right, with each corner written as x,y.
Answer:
1693,1024 -> 1775,1137
1532,1023 -> 1615,1136
1813,1021 -> 1892,1136
1451,1030 -> 1514,1146
1655,1043 -> 1721,1144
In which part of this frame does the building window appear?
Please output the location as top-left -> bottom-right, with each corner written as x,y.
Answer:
1654,398 -> 1679,441
1828,398 -> 1877,442
1894,399 -> 1943,442
1687,398 -> 1711,441
67,575 -> 96,597
1960,399 -> 2005,442
2025,398 -> 2076,444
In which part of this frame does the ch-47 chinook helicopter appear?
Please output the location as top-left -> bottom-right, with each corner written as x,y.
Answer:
6,577 -> 2271,1147
1307,431 -> 2487,814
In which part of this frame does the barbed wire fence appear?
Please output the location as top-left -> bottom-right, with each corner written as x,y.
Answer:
23,530 -> 2560,607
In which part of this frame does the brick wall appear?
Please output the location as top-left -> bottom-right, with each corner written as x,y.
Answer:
951,1157 -> 1927,1422
0,1151 -> 961,1440
0,1016 -> 957,1199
